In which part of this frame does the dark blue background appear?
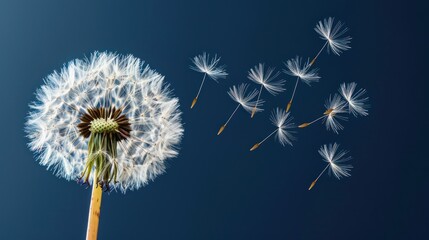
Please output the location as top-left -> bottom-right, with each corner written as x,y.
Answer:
1,0 -> 427,239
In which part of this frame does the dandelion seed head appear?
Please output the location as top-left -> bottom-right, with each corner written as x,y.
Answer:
248,63 -> 285,95
190,52 -> 228,82
26,52 -> 184,192
228,83 -> 264,113
315,17 -> 352,56
318,143 -> 352,179
339,82 -> 369,117
323,94 -> 348,134
270,108 -> 296,146
283,56 -> 320,85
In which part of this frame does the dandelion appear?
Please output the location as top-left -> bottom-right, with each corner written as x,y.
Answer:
190,52 -> 228,108
298,94 -> 347,134
217,84 -> 263,135
339,82 -> 369,117
310,17 -> 352,66
308,143 -> 352,190
25,52 -> 184,239
250,108 -> 295,151
248,63 -> 285,118
283,56 -> 320,112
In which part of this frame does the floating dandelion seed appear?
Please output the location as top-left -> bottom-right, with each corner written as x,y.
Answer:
310,17 -> 352,66
250,108 -> 295,151
248,63 -> 284,118
323,94 -> 348,133
25,52 -> 184,239
339,82 -> 369,117
299,94 -> 347,134
283,56 -> 320,112
190,52 -> 228,109
308,143 -> 352,190
217,83 -> 263,135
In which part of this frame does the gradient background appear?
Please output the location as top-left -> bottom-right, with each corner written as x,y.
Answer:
0,0 -> 427,239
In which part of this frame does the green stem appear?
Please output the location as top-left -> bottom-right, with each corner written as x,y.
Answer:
81,132 -> 118,189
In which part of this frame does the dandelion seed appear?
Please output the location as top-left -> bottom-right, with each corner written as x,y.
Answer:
339,82 -> 369,117
308,143 -> 352,190
323,94 -> 348,133
248,63 -> 285,118
26,52 -> 184,239
190,52 -> 228,108
217,83 -> 263,135
250,108 -> 295,151
298,94 -> 347,134
310,17 -> 352,66
283,56 -> 320,112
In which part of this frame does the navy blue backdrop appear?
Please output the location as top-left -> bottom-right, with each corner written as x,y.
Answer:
0,0 -> 427,239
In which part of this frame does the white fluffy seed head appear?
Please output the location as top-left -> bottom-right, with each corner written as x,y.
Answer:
283,56 -> 320,85
270,108 -> 296,146
248,63 -> 285,95
228,83 -> 264,114
339,82 -> 369,117
318,143 -> 352,179
25,51 -> 184,193
190,52 -> 228,82
315,17 -> 352,56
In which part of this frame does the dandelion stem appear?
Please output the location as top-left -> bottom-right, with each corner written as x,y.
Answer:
86,176 -> 103,240
286,76 -> 300,112
251,85 -> 264,118
191,73 -> 207,108
309,163 -> 329,190
310,41 -> 328,66
218,104 -> 240,135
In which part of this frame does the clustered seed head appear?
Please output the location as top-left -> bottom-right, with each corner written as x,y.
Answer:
77,106 -> 131,141
90,118 -> 118,133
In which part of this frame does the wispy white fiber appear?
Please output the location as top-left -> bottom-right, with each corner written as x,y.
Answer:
228,83 -> 264,114
248,63 -> 285,95
318,143 -> 353,179
270,108 -> 296,146
190,52 -> 227,82
284,56 -> 320,85
339,82 -> 369,117
315,17 -> 352,56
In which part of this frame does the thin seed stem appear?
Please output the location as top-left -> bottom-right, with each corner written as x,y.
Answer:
315,164 -> 330,183
309,163 -> 330,190
308,115 -> 325,125
195,73 -> 207,100
290,76 -> 300,102
252,85 -> 264,117
259,128 -> 278,145
310,41 -> 328,66
288,76 -> 300,110
225,104 -> 241,126
299,115 -> 326,128
289,42 -> 327,112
